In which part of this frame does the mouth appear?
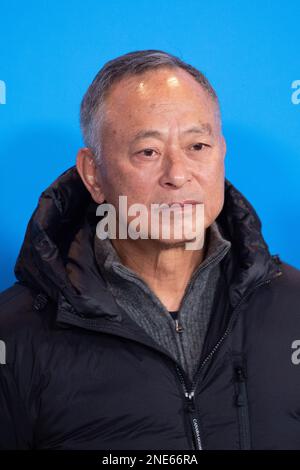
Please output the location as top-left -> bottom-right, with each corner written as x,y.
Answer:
164,200 -> 202,207
150,200 -> 202,214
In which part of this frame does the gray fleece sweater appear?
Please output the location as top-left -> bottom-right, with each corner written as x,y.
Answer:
94,221 -> 231,382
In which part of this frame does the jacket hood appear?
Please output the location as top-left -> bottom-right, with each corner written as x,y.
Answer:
14,166 -> 282,321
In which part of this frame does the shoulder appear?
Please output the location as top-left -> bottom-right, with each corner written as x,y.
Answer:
275,260 -> 300,292
257,259 -> 300,320
0,283 -> 56,366
0,283 -> 47,336
0,282 -> 36,313
279,258 -> 300,276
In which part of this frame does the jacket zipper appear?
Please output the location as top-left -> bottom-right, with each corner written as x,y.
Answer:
174,270 -> 282,450
176,366 -> 202,450
234,365 -> 251,449
172,246 -> 233,450
58,260 -> 282,451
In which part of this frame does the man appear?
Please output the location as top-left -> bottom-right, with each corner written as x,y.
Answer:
0,50 -> 300,450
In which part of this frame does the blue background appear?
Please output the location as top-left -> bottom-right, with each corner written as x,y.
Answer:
1,0 -> 299,291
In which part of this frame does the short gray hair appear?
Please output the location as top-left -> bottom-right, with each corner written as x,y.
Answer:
80,49 -> 220,162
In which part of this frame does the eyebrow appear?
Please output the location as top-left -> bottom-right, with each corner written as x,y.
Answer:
131,123 -> 213,143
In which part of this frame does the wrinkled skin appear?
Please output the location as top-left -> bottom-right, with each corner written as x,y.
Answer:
77,67 -> 227,310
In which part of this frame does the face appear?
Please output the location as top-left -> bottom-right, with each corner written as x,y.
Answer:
78,67 -> 226,246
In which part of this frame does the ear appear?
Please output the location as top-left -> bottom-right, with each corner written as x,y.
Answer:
76,148 -> 105,204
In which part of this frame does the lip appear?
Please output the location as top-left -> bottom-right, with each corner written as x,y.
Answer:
165,200 -> 201,207
152,200 -> 202,212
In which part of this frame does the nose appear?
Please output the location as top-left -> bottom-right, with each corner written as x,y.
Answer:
159,147 -> 191,189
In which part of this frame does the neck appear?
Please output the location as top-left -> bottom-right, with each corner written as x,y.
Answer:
111,234 -> 208,311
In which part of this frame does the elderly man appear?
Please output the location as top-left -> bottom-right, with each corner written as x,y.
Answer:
0,50 -> 300,451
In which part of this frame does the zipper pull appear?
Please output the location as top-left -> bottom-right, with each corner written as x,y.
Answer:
175,366 -> 203,450
235,366 -> 245,381
235,366 -> 246,406
175,319 -> 184,333
185,390 -> 196,412
184,390 -> 202,450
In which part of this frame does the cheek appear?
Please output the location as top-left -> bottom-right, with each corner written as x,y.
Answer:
99,159 -> 152,205
204,181 -> 225,224
200,157 -> 225,223
206,152 -> 225,186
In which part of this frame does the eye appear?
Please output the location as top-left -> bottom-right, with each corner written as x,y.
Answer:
191,143 -> 209,151
137,148 -> 157,158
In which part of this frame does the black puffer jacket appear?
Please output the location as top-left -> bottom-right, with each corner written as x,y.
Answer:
1,166 -> 300,450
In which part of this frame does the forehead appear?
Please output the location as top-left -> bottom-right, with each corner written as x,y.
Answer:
102,68 -> 218,131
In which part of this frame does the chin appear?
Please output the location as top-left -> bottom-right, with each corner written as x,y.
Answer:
148,234 -> 204,250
